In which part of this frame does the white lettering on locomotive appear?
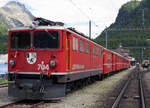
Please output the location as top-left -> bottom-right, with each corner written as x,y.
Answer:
72,64 -> 85,70
38,61 -> 49,71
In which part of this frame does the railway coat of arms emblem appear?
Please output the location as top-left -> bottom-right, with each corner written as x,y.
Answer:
26,52 -> 37,64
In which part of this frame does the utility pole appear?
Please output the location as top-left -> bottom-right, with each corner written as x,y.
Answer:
142,9 -> 145,26
141,9 -> 145,62
89,20 -> 91,39
141,48 -> 143,63
141,48 -> 146,63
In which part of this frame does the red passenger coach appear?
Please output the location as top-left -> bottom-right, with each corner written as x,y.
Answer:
113,52 -> 130,71
8,18 -> 130,100
103,48 -> 113,74
103,48 -> 130,75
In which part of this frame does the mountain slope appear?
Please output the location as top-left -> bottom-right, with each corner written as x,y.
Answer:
0,1 -> 34,53
95,0 -> 150,62
0,1 -> 33,28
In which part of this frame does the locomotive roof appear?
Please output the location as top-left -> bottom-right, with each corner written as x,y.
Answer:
9,26 -> 104,47
9,26 -> 66,31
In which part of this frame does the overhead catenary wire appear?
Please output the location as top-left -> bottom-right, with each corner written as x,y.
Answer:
67,0 -> 103,38
67,1 -> 99,26
68,0 -> 90,20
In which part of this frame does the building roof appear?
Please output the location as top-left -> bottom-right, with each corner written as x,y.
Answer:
113,43 -> 129,58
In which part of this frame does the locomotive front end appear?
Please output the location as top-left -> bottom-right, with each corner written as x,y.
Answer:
8,26 -> 66,100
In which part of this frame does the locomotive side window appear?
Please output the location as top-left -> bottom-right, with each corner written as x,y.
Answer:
93,46 -> 95,58
10,31 -> 31,49
100,48 -> 103,56
33,31 -> 60,49
110,55 -> 112,63
96,47 -> 99,56
107,54 -> 111,63
73,36 -> 78,51
85,42 -> 89,54
80,40 -> 84,52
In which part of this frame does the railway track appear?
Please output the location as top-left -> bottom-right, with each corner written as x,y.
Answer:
111,67 -> 146,108
0,100 -> 46,108
0,100 -> 21,108
0,83 -> 8,88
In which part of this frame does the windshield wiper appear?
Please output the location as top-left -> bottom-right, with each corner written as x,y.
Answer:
45,29 -> 56,39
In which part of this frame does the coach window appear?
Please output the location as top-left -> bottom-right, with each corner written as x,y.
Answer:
85,42 -> 89,53
80,40 -> 84,52
73,36 -> 78,51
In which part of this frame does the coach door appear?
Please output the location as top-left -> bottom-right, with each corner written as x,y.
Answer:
92,46 -> 96,68
112,54 -> 115,71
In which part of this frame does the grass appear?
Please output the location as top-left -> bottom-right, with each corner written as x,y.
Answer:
0,78 -> 8,84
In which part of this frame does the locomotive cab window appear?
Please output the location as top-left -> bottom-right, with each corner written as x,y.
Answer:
33,31 -> 60,49
10,31 -> 31,49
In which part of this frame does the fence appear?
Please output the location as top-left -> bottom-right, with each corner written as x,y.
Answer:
0,74 -> 7,80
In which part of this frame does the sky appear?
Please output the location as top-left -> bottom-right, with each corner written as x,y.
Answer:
0,0 -> 139,38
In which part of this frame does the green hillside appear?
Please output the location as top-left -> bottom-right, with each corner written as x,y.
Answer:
95,0 -> 150,62
0,22 -> 7,53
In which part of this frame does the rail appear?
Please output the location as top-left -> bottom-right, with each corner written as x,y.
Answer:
0,101 -> 22,108
111,74 -> 131,108
0,83 -> 8,88
30,101 -> 44,108
111,67 -> 146,108
139,69 -> 145,108
0,100 -> 45,108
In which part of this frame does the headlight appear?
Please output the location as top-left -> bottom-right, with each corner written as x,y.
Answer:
50,60 -> 56,67
9,60 -> 15,66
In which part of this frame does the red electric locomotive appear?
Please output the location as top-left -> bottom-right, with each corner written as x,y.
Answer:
8,17 -> 130,100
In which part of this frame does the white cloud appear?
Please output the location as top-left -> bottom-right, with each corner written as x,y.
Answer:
0,0 -> 9,7
1,0 -> 136,38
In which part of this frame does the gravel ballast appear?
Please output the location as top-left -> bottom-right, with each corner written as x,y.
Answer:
43,68 -> 134,108
142,68 -> 150,107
